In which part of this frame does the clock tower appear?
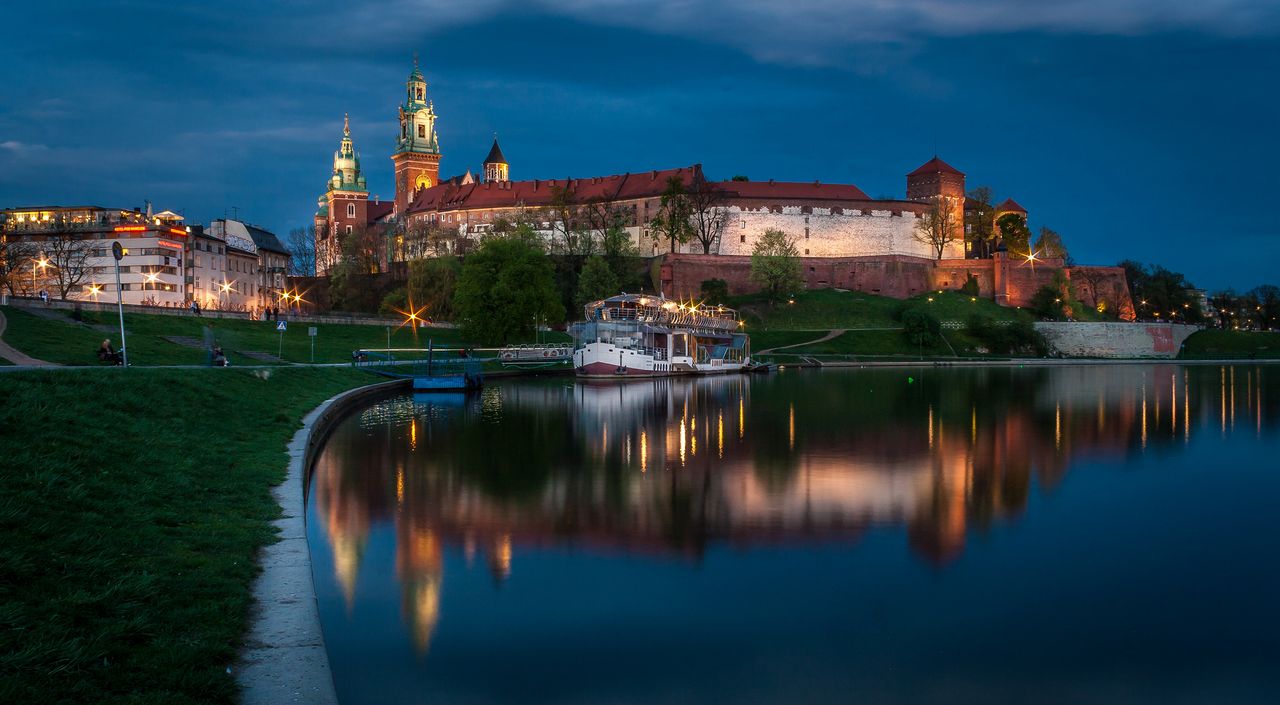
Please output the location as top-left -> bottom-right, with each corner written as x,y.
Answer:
392,56 -> 442,213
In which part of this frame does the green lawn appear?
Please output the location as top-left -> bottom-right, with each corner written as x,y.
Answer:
0,367 -> 374,704
732,288 -> 1021,331
1180,329 -> 1280,359
0,306 -> 568,366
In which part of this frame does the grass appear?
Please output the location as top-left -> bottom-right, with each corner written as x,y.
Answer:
0,367 -> 374,704
1180,329 -> 1280,359
732,288 -> 1022,331
0,305 -> 569,366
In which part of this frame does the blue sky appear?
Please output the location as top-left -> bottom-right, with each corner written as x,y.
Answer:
1,1 -> 1277,290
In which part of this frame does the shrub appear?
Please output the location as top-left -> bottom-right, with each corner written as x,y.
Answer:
960,273 -> 980,297
901,308 -> 941,347
1029,285 -> 1067,321
700,278 -> 729,304
966,314 -> 1048,356
378,287 -> 407,316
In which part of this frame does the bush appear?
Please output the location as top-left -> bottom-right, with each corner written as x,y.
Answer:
1029,285 -> 1067,321
901,308 -> 941,347
378,287 -> 407,316
700,278 -> 729,304
966,314 -> 1048,356
960,273 -> 980,297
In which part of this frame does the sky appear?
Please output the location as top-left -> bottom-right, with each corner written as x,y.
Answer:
1,0 -> 1277,291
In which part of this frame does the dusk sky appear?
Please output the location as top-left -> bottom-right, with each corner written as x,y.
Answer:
2,1 -> 1277,290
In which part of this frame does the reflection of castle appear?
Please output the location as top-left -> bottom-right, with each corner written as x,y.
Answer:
309,365 -> 1277,641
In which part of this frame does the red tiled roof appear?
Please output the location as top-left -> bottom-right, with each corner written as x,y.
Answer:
407,165 -> 703,214
995,197 -> 1026,213
367,200 -> 394,223
719,180 -> 871,201
908,156 -> 964,177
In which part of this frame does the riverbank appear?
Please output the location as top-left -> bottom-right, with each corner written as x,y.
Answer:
0,367 -> 372,704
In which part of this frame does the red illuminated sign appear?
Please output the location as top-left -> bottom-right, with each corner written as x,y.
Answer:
113,225 -> 148,232
168,227 -> 188,237
158,240 -> 183,250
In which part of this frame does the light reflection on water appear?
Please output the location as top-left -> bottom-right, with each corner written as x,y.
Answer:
307,365 -> 1280,705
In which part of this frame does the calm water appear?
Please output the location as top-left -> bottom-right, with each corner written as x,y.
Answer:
307,366 -> 1280,705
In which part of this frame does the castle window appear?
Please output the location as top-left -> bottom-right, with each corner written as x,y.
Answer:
740,234 -> 746,243
347,203 -> 355,218
805,228 -> 809,238
805,250 -> 810,256
418,124 -> 425,138
346,225 -> 352,234
740,220 -> 746,228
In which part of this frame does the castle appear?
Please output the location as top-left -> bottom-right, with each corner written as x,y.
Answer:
313,58 -> 1134,317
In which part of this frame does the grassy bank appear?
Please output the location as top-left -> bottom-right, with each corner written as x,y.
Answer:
1180,329 -> 1280,359
0,305 -> 567,366
733,289 -> 1021,330
0,367 -> 373,704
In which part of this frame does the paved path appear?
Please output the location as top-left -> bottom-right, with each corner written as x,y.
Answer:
756,329 -> 847,355
0,310 -> 57,366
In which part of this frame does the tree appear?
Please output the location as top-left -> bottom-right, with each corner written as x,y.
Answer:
43,232 -> 94,300
964,186 -> 998,258
913,196 -> 961,260
700,278 -> 729,304
749,228 -> 801,302
0,233 -> 37,296
730,175 -> 750,182
545,184 -> 594,257
454,235 -> 564,344
1208,290 -> 1237,328
1119,260 -> 1203,323
287,226 -> 316,276
686,173 -> 729,254
600,214 -> 640,290
408,256 -> 461,321
996,213 -> 1032,257
1247,285 -> 1280,330
1029,285 -> 1067,321
576,255 -> 619,308
1034,226 -> 1071,264
340,225 -> 385,274
648,176 -> 694,253
901,308 -> 941,347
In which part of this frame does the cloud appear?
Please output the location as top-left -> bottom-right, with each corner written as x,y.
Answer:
0,141 -> 49,155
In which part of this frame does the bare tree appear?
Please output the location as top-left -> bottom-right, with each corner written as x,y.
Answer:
544,184 -> 595,256
1034,226 -> 1072,265
287,226 -> 316,276
42,232 -> 94,299
687,174 -> 729,254
964,186 -> 997,258
0,233 -> 37,296
913,197 -> 962,260
649,176 -> 694,253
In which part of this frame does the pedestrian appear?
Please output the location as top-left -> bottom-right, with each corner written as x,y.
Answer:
98,338 -> 123,365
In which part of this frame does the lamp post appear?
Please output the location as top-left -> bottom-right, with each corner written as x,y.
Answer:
32,254 -> 49,295
111,242 -> 128,367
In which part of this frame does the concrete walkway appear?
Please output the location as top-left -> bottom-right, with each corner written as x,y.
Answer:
0,310 -> 56,366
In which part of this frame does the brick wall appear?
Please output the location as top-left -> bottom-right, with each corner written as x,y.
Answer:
1035,322 -> 1197,358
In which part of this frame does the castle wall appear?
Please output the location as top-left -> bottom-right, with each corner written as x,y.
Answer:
710,204 -> 961,259
1035,322 -> 1196,358
661,253 -> 971,300
1066,266 -> 1137,321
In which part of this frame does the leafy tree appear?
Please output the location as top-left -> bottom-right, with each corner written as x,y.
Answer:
1029,285 -> 1067,321
749,228 -> 801,302
700,278 -> 729,304
1248,285 -> 1280,330
648,176 -> 694,253
600,215 -> 640,290
1034,226 -> 1071,264
1119,260 -> 1203,323
913,196 -> 962,260
901,308 -> 941,347
378,287 -> 407,316
966,315 -> 1048,356
454,235 -> 564,344
1208,290 -> 1237,328
996,213 -> 1032,257
576,255 -> 619,308
730,175 -> 750,182
408,256 -> 461,321
964,186 -> 998,258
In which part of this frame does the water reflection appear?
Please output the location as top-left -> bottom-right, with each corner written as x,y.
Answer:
311,366 -> 1277,650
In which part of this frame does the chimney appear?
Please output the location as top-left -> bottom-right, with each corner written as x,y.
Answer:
651,170 -> 658,180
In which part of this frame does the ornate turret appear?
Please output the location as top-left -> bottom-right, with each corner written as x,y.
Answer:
393,54 -> 443,212
482,137 -> 508,183
329,114 -> 368,193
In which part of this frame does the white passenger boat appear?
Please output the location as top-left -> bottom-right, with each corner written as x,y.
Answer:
570,294 -> 751,378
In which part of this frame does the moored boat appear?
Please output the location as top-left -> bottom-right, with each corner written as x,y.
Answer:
570,294 -> 750,378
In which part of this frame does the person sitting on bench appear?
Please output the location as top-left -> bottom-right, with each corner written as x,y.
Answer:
97,339 -> 123,365
211,345 -> 229,367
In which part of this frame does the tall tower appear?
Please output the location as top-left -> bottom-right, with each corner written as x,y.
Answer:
907,156 -> 966,259
315,114 -> 369,273
482,137 -> 508,183
392,56 -> 442,213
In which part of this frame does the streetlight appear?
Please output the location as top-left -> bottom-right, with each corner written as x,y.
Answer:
218,279 -> 234,310
88,283 -> 102,302
32,254 -> 50,294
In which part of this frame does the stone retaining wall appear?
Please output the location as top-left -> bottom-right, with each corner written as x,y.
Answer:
1035,322 -> 1198,359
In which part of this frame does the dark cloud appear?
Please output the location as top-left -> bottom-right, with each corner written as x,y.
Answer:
0,1 -> 1276,289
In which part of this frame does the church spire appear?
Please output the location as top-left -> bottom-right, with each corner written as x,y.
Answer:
343,113 -> 350,137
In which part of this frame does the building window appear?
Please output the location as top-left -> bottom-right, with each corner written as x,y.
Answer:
740,234 -> 746,243
740,220 -> 746,228
805,228 -> 809,239
418,124 -> 426,138
346,225 -> 352,234
805,249 -> 810,255
347,203 -> 355,218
